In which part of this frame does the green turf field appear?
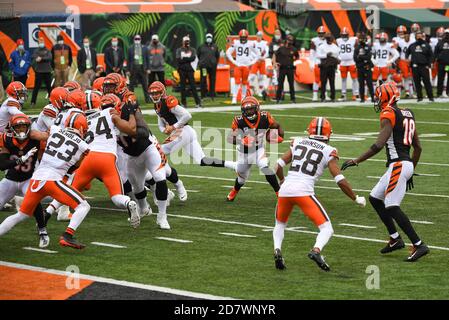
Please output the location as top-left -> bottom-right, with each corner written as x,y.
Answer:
1,95 -> 448,299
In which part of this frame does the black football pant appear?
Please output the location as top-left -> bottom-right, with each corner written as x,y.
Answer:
412,65 -> 433,100
148,71 -> 165,87
129,65 -> 149,103
320,66 -> 336,101
179,70 -> 200,107
357,68 -> 374,102
436,63 -> 449,96
199,65 -> 217,98
276,67 -> 295,101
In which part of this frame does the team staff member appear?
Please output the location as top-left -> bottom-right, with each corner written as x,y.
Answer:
434,29 -> 449,98
197,33 -> 219,100
51,35 -> 72,87
317,33 -> 340,102
176,36 -> 201,108
354,32 -> 374,103
406,30 -> 434,102
273,34 -> 298,104
31,37 -> 52,107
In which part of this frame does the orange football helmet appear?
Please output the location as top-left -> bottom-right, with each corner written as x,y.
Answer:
340,27 -> 350,39
9,114 -> 31,141
411,23 -> 421,33
396,25 -> 407,35
392,73 -> 403,85
379,32 -> 388,43
49,87 -> 69,111
148,81 -> 166,103
374,82 -> 400,112
63,81 -> 81,92
241,96 -> 260,121
239,29 -> 249,43
6,81 -> 27,104
66,89 -> 87,110
317,26 -> 326,38
92,77 -> 105,93
100,94 -> 122,112
103,73 -> 125,95
65,112 -> 88,138
85,91 -> 102,112
307,117 -> 332,142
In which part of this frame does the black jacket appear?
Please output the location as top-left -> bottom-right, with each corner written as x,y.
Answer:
197,42 -> 219,68
354,42 -> 373,69
104,46 -> 125,74
77,46 -> 97,73
406,40 -> 433,66
32,47 -> 52,73
434,40 -> 449,65
176,46 -> 197,72
128,45 -> 149,71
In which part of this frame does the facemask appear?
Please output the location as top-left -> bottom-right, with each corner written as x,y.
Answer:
38,43 -> 45,48
18,45 -> 24,51
17,132 -> 27,140
206,38 -> 212,44
274,35 -> 281,41
112,41 -> 118,47
58,41 -> 63,45
83,42 -> 89,48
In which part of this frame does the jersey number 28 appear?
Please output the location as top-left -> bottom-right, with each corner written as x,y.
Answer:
289,145 -> 323,176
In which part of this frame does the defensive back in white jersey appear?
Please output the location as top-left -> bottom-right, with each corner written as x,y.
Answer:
85,109 -> 118,154
0,97 -> 24,133
33,125 -> 90,181
54,108 -> 84,129
280,137 -> 338,197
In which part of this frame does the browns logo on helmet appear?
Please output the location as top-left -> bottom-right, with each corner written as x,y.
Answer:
6,81 -> 28,104
9,114 -> 31,141
307,117 -> 332,142
241,96 -> 260,121
63,81 -> 81,92
148,81 -> 166,103
374,82 -> 400,112
50,87 -> 69,111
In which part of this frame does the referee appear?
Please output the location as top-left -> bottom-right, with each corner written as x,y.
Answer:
273,34 -> 298,103
406,30 -> 434,102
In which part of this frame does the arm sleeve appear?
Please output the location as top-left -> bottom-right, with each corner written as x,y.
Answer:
388,47 -> 399,64
171,105 -> 192,128
158,116 -> 166,133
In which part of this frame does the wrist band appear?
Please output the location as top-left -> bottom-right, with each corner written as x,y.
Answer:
277,159 -> 286,168
334,174 -> 345,184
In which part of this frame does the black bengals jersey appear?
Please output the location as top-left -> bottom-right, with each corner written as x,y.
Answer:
118,103 -> 151,157
154,96 -> 180,126
380,106 -> 415,165
231,111 -> 275,153
2,134 -> 41,182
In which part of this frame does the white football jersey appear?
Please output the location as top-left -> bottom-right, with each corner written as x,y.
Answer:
54,108 -> 84,129
254,40 -> 269,60
396,38 -> 414,60
279,137 -> 338,197
336,37 -> 357,66
430,37 -> 440,52
226,40 -> 257,66
310,37 -> 326,64
0,97 -> 24,133
31,104 -> 59,132
85,109 -> 117,155
372,42 -> 398,67
33,125 -> 90,181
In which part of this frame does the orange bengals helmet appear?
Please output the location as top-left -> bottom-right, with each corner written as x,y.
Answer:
307,117 -> 332,142
6,81 -> 28,104
49,87 -> 69,111
103,73 -> 125,95
65,112 -> 88,138
92,77 -> 105,93
148,81 -> 166,103
392,72 -> 403,85
9,114 -> 31,141
374,82 -> 400,112
63,81 -> 81,92
100,94 -> 122,112
85,91 -> 102,112
66,89 -> 87,110
241,96 -> 260,121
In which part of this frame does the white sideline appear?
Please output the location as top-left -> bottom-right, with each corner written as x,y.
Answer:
0,260 -> 235,300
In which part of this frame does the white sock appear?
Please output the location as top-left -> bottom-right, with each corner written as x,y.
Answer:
390,232 -> 399,239
352,78 -> 359,95
273,220 -> 286,250
224,160 -> 236,170
111,194 -> 130,209
68,201 -> 90,231
0,212 -> 29,236
242,84 -> 247,98
313,82 -> 319,92
313,221 -> 334,252
232,83 -> 238,99
341,77 -> 347,95
157,200 -> 167,217
409,81 -> 414,95
48,200 -> 62,214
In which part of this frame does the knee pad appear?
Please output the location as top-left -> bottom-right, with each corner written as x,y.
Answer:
167,167 -> 179,184
123,180 -> 132,194
155,180 -> 168,201
135,189 -> 147,200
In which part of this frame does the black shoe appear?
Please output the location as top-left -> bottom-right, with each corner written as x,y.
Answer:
308,250 -> 330,271
429,98 -> 435,102
380,237 -> 405,254
291,99 -> 296,104
274,248 -> 286,270
320,99 -> 325,102
262,90 -> 267,101
59,232 -> 86,249
405,243 -> 429,262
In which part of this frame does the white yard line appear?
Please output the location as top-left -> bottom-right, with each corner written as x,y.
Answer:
339,223 -> 377,229
410,220 -> 434,225
23,247 -> 57,254
219,232 -> 257,238
91,242 -> 127,249
220,185 -> 252,189
0,261 -> 234,300
155,237 -> 192,243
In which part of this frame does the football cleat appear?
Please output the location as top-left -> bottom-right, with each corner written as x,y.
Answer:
57,205 -> 72,221
405,243 -> 429,262
59,232 -> 85,250
308,250 -> 330,271
39,232 -> 50,248
139,206 -> 152,219
274,248 -> 286,270
176,181 -> 188,202
231,97 -> 237,105
127,200 -> 140,228
157,214 -> 171,230
227,188 -> 239,201
380,237 -> 405,254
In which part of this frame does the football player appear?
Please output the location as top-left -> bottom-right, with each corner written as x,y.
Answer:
226,29 -> 258,104
341,82 -> 429,262
63,80 -> 81,92
336,27 -> 359,101
372,32 -> 399,85
249,31 -> 269,98
92,76 -> 105,94
395,32 -> 415,98
410,23 -> 420,42
310,26 -> 327,101
0,115 -> 48,247
31,87 -> 68,133
226,96 -> 283,201
0,113 -> 91,249
273,117 -> 366,271
0,82 -> 27,134
45,93 -> 140,228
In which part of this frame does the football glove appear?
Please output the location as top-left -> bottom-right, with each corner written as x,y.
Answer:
16,147 -> 37,165
341,159 -> 358,171
242,135 -> 256,147
406,174 -> 417,191
355,195 -> 366,207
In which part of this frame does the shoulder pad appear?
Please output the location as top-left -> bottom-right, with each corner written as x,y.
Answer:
6,100 -> 21,109
165,95 -> 179,108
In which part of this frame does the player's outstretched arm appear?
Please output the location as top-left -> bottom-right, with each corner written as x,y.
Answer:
269,119 -> 284,138
275,148 -> 292,184
111,110 -> 137,137
30,130 -> 49,141
341,118 -> 393,170
329,158 -> 366,207
411,127 -> 422,169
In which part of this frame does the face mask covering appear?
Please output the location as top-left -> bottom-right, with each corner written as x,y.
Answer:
58,41 -> 63,45
206,38 -> 212,44
134,40 -> 141,45
18,45 -> 24,51
274,35 -> 281,41
83,42 -> 89,48
38,43 -> 45,48
112,41 -> 118,47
